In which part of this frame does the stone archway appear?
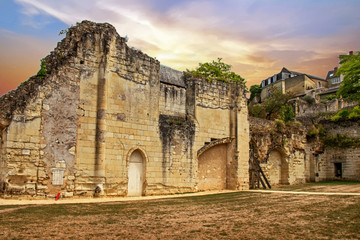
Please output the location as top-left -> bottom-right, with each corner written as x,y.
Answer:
265,149 -> 289,185
197,143 -> 228,191
127,149 -> 145,197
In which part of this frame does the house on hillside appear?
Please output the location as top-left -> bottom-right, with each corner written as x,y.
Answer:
317,67 -> 343,100
260,67 -> 327,100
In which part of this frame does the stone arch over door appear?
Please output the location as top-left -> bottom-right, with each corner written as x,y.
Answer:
265,148 -> 289,185
127,149 -> 146,197
197,138 -> 234,191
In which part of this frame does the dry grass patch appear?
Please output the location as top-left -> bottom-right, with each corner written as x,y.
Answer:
0,183 -> 359,239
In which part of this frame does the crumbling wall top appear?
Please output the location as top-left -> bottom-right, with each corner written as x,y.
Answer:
0,20 -> 158,126
160,65 -> 185,88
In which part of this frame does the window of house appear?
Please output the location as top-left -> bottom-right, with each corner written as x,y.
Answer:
332,77 -> 341,84
318,82 -> 322,88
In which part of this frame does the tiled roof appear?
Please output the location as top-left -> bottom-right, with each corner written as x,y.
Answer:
282,67 -> 325,80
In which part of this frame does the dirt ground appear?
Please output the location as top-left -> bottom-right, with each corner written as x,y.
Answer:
272,181 -> 360,193
0,183 -> 359,239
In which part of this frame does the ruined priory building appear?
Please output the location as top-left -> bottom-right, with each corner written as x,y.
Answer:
0,21 -> 250,197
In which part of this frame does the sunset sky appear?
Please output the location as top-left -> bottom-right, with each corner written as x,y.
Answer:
1,0 -> 359,95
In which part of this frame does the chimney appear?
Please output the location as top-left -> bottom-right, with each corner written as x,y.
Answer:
334,67 -> 338,74
349,51 -> 354,55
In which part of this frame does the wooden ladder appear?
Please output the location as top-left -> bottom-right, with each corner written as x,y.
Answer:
249,155 -> 271,189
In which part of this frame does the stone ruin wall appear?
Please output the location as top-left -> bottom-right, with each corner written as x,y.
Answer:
0,21 -> 249,198
250,115 -> 360,186
191,79 -> 250,190
295,98 -> 358,117
311,120 -> 360,182
249,117 -> 307,186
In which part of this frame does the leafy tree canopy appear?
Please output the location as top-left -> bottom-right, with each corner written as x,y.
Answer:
187,58 -> 246,88
249,84 -> 262,101
249,87 -> 294,121
262,87 -> 294,120
336,52 -> 360,102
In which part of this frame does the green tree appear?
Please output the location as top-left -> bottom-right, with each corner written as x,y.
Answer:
337,52 -> 360,102
248,87 -> 294,120
249,84 -> 262,101
248,103 -> 266,118
187,58 -> 246,87
262,87 -> 294,120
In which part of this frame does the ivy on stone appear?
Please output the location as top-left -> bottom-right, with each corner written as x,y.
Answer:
36,58 -> 49,79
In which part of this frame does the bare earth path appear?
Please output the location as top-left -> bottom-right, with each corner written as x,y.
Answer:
0,190 -> 238,206
0,182 -> 359,239
1,188 -> 360,206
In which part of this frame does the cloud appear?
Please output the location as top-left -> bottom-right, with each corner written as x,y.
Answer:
5,0 -> 360,92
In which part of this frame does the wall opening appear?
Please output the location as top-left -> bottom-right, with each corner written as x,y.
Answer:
334,162 -> 342,178
198,143 -> 228,191
264,149 -> 289,185
127,150 -> 145,197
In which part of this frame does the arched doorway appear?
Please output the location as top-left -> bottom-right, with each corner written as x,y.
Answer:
265,149 -> 289,185
127,150 -> 145,197
198,143 -> 228,191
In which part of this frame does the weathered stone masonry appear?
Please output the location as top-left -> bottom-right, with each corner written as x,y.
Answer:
250,117 -> 307,186
0,21 -> 249,198
250,115 -> 360,187
308,120 -> 360,182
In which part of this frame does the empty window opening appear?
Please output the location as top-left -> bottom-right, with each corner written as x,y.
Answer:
334,163 -> 342,178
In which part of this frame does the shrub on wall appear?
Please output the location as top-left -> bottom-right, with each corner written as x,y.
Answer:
36,58 -> 49,79
349,106 -> 360,120
248,103 -> 266,119
317,124 -> 327,137
186,58 -> 246,88
326,95 -> 337,101
306,126 -> 319,139
324,134 -> 360,148
302,96 -> 315,105
275,119 -> 285,132
279,105 -> 295,123
331,106 -> 360,122
306,124 -> 327,139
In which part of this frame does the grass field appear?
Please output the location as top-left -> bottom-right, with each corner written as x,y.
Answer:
1,182 -> 360,239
